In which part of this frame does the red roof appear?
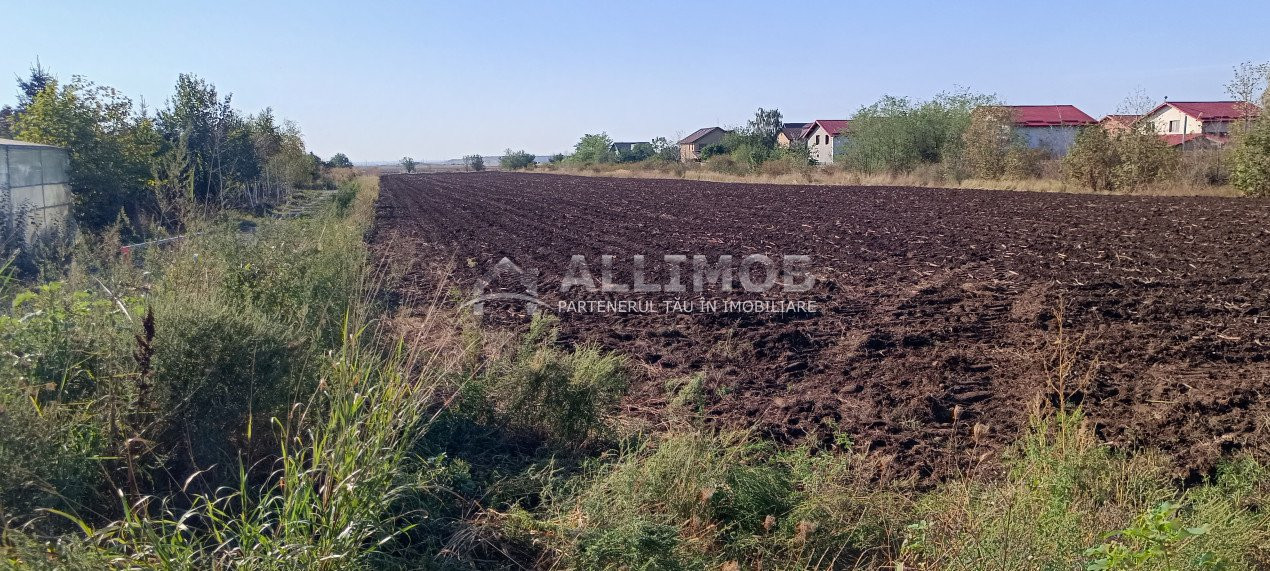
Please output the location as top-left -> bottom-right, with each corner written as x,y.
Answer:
810,119 -> 850,136
1159,133 -> 1230,147
1005,105 -> 1097,127
1147,101 -> 1260,122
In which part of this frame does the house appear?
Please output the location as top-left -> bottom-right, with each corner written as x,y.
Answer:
804,120 -> 850,164
1099,114 -> 1141,134
678,127 -> 730,162
1002,105 -> 1097,156
775,122 -> 810,148
609,141 -> 648,155
1158,133 -> 1229,149
1138,101 -> 1260,144
1,138 -> 72,245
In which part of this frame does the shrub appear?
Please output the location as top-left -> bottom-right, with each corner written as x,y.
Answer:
499,149 -> 535,170
1230,117 -> 1270,196
477,314 -> 628,444
1064,127 -> 1118,191
842,90 -> 998,174
463,154 -> 485,171
703,155 -> 744,175
148,299 -> 304,473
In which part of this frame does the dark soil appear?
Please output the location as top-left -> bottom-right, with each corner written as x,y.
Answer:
372,172 -> 1270,482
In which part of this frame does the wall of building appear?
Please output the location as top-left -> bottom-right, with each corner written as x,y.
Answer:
1016,125 -> 1081,156
1145,107 -> 1202,135
2,142 -> 73,245
679,130 -> 728,162
812,126 -> 843,164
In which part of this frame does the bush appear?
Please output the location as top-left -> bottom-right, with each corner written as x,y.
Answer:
463,154 -> 485,171
703,155 -> 744,175
1230,117 -> 1270,196
842,90 -> 998,174
148,299 -> 304,474
499,149 -> 535,170
474,315 -> 628,444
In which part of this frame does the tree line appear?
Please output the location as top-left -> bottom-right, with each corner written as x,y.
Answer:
1,63 -> 356,231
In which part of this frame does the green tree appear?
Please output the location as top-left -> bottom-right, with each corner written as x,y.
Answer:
616,143 -> 654,163
569,133 -> 615,164
1230,119 -> 1270,196
1063,126 -> 1117,191
745,108 -> 784,148
156,74 -> 261,200
463,154 -> 484,171
548,153 -> 566,164
500,149 -> 536,170
650,137 -> 678,162
962,106 -> 1018,179
1111,124 -> 1177,190
327,153 -> 353,168
15,78 -> 159,229
400,156 -> 417,172
842,91 -> 998,175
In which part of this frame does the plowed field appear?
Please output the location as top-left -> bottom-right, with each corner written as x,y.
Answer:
373,172 -> 1270,481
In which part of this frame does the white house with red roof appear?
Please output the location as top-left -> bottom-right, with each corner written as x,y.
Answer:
1002,105 -> 1097,156
804,119 -> 850,164
1138,101 -> 1260,148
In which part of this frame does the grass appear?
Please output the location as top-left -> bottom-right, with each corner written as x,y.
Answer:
536,162 -> 1242,197
1,172 -> 1267,569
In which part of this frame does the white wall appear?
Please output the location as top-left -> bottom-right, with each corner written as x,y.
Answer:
2,143 -> 73,245
808,126 -> 846,164
1016,126 -> 1081,156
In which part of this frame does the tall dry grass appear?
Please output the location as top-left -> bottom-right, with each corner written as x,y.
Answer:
538,163 -> 1241,197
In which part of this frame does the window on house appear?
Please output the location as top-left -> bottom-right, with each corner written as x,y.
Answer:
815,135 -> 821,145
1168,120 -> 1180,133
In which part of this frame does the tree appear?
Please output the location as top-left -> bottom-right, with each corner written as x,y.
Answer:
842,90 -> 998,175
1063,126 -> 1117,191
15,78 -> 160,229
400,156 -> 417,172
1230,117 -> 1270,196
1116,87 -> 1156,116
1225,61 -> 1270,134
1111,124 -> 1177,190
327,153 -> 352,168
1,61 -> 55,138
157,74 -> 261,200
500,149 -> 536,170
616,143 -> 654,163
548,153 -> 566,164
463,154 -> 484,171
962,106 -> 1018,179
569,133 -> 615,164
650,137 -> 678,162
745,108 -> 784,148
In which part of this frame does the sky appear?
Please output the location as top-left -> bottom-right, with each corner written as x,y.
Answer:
4,1 -> 1269,162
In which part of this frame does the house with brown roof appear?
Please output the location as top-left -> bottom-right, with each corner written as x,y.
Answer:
678,127 -> 730,162
1099,114 -> 1141,134
776,122 -> 810,148
805,120 -> 850,164
999,105 -> 1097,156
1138,101 -> 1260,148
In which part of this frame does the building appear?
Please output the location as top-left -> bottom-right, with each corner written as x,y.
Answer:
1002,105 -> 1097,156
804,120 -> 849,164
775,122 -> 810,148
1,138 -> 72,247
1138,101 -> 1260,142
677,127 -> 729,162
1099,114 -> 1141,134
609,141 -> 648,155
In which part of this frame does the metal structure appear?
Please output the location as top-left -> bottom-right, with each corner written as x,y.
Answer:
0,138 -> 72,247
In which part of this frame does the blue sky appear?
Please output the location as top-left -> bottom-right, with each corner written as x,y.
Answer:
4,1 -> 1268,162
